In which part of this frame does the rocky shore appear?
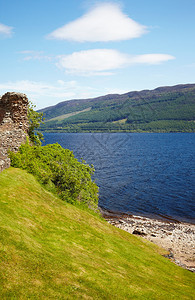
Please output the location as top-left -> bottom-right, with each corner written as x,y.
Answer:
101,210 -> 195,272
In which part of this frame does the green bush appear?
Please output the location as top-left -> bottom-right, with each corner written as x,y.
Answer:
9,142 -> 99,209
28,102 -> 44,145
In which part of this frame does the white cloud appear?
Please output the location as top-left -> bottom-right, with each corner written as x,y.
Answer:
0,80 -> 101,109
0,80 -> 75,99
19,50 -> 52,61
57,49 -> 175,76
57,49 -> 129,75
131,54 -> 175,65
0,23 -> 13,37
47,3 -> 147,42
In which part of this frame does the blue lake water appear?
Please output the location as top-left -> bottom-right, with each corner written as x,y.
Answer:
43,133 -> 195,224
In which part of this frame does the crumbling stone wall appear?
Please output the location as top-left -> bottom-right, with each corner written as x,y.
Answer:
0,92 -> 29,172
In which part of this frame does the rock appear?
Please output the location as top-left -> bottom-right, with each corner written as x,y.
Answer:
163,252 -> 174,259
0,92 -> 29,172
104,214 -> 195,272
132,230 -> 147,236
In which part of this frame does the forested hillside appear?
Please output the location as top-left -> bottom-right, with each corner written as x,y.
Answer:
39,84 -> 195,132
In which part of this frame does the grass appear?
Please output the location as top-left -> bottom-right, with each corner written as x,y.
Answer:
112,118 -> 127,124
45,107 -> 91,122
0,168 -> 194,299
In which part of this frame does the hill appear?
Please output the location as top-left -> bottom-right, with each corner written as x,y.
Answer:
39,84 -> 195,132
0,167 -> 194,299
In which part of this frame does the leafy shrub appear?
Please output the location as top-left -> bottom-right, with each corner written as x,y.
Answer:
9,142 -> 99,209
28,102 -> 44,145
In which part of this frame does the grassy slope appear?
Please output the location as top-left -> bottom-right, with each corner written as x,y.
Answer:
45,107 -> 92,122
0,168 -> 194,299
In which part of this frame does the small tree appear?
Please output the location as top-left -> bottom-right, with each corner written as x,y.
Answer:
28,102 -> 44,145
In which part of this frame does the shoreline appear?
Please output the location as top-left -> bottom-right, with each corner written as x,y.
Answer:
100,209 -> 195,272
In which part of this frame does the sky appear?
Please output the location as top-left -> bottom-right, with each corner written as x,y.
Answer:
0,0 -> 195,109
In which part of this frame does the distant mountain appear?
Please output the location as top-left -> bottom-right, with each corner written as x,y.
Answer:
39,84 -> 195,132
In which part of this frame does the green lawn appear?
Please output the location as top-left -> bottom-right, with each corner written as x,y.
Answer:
0,168 -> 194,299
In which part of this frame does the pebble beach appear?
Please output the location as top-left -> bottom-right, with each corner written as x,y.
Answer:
102,210 -> 195,272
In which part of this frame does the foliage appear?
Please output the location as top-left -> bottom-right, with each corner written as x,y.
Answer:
28,101 -> 44,145
9,142 -> 98,209
41,120 -> 195,133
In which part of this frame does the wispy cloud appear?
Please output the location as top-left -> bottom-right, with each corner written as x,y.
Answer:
0,23 -> 13,37
0,80 -> 101,109
131,54 -> 176,65
19,50 -> 52,61
57,49 -> 175,76
0,80 -> 76,99
47,3 -> 147,42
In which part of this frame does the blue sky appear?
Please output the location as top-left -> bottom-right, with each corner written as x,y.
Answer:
0,0 -> 195,109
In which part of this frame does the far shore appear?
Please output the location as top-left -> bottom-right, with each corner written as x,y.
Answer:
101,208 -> 195,272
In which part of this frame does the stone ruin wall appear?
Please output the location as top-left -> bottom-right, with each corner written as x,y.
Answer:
0,92 -> 29,172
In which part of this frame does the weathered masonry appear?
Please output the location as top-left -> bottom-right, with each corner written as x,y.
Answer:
0,92 -> 29,172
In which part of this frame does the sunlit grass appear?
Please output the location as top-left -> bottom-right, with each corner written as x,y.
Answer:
0,168 -> 194,299
45,107 -> 91,122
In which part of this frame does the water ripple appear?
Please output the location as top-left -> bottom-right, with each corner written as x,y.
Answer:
43,133 -> 195,224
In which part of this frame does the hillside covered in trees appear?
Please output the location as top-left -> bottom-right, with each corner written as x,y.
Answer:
39,84 -> 195,132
